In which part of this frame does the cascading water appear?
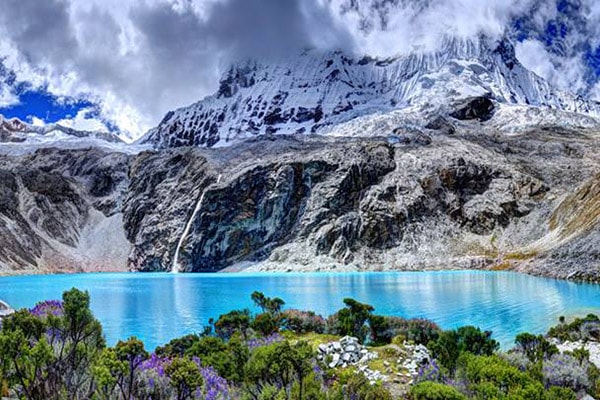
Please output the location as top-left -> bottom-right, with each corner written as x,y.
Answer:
171,174 -> 222,273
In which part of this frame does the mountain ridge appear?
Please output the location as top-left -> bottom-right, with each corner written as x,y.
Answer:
141,36 -> 600,149
0,114 -> 123,144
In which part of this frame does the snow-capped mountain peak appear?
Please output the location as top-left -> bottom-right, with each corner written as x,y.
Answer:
0,114 -> 123,144
141,36 -> 600,149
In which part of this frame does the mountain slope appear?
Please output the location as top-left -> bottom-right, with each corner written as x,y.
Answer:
141,37 -> 600,149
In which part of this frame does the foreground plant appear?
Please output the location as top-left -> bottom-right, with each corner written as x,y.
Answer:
1,289 -> 599,399
0,288 -> 104,399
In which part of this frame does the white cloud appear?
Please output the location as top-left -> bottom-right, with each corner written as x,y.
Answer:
589,81 -> 600,102
27,108 -> 110,134
0,0 -> 351,139
55,108 -> 109,133
515,40 -> 560,81
30,116 -> 45,127
323,0 -> 537,56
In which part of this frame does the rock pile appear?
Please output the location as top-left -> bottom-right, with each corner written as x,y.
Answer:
317,336 -> 386,385
400,342 -> 432,380
317,336 -> 378,368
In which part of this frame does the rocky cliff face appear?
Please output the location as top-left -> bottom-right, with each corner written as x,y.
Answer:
4,105 -> 600,281
0,149 -> 131,274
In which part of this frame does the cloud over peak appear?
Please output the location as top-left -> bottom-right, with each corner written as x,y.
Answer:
0,0 -> 598,139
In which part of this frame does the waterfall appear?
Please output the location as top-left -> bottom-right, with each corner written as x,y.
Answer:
171,174 -> 221,273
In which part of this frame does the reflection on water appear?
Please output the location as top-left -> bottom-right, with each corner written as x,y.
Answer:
0,271 -> 598,349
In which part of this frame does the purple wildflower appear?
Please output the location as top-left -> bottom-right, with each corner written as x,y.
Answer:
246,333 -> 283,349
29,300 -> 64,318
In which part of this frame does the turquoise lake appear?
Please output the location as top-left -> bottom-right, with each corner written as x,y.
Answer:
0,271 -> 599,349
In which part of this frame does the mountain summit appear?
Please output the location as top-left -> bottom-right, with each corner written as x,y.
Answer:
141,36 -> 600,149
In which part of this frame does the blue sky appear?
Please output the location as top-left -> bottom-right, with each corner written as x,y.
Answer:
0,90 -> 95,123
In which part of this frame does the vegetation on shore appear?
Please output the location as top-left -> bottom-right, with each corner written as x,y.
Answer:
1,288 -> 599,399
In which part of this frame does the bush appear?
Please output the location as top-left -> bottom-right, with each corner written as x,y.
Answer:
251,312 -> 280,337
94,337 -> 149,400
514,333 -> 558,363
548,314 -> 600,342
0,288 -> 104,399
156,333 -> 200,357
457,353 -> 547,399
546,386 -> 577,400
214,309 -> 251,340
409,381 -> 466,400
186,334 -> 248,383
501,350 -> 531,372
244,341 -> 313,399
429,326 -> 498,372
165,357 -> 203,399
327,298 -> 374,343
281,309 -> 326,334
376,317 -> 441,346
542,353 -> 591,392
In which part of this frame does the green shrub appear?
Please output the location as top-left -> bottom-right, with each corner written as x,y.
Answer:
327,298 -> 374,343
186,334 -> 248,383
244,341 -> 313,399
514,332 -> 558,363
429,326 -> 498,372
156,333 -> 200,357
0,288 -> 104,399
457,353 -> 547,399
374,316 -> 441,346
251,312 -> 280,336
165,357 -> 203,400
409,381 -> 466,400
546,386 -> 577,400
548,314 -> 600,342
214,309 -> 251,340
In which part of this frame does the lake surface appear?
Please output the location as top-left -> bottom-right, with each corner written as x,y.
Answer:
0,271 -> 599,349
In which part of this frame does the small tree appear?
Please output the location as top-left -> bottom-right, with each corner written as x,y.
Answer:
94,337 -> 149,400
429,326 -> 498,372
251,291 -> 285,314
165,358 -> 203,400
0,288 -> 104,399
244,341 -> 313,399
328,298 -> 374,343
251,313 -> 280,337
214,309 -> 251,340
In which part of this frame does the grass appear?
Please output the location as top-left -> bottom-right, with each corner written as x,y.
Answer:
549,175 -> 600,240
281,331 -> 341,349
504,250 -> 539,261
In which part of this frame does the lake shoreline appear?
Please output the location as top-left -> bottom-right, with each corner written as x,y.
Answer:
2,261 -> 599,285
1,270 -> 598,350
